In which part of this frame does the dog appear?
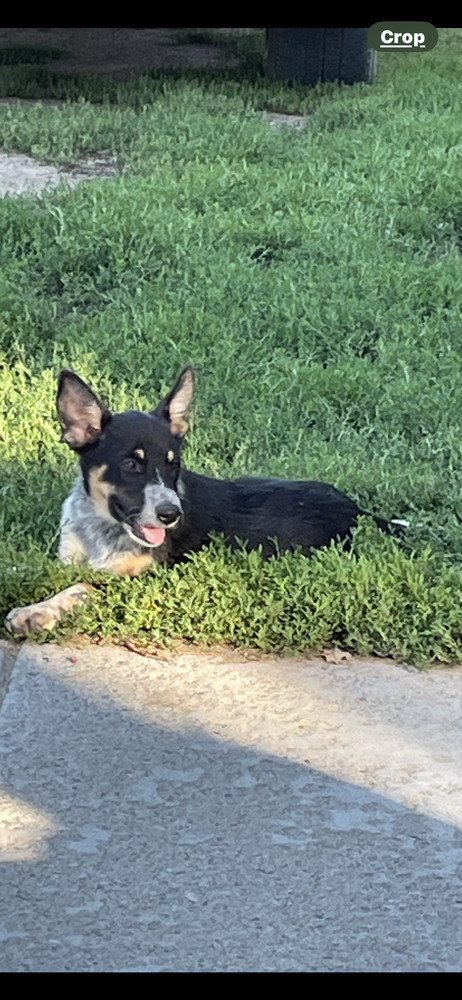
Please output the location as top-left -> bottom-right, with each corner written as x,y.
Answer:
6,366 -> 406,636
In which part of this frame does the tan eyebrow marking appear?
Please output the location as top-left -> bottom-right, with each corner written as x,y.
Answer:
167,450 -> 175,462
134,448 -> 145,459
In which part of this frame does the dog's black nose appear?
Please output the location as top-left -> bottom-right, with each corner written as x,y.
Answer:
156,503 -> 181,526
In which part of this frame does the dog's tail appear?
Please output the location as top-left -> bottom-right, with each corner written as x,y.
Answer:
373,515 -> 409,536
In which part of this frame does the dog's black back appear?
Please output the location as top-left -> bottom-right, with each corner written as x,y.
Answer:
171,471 -> 388,559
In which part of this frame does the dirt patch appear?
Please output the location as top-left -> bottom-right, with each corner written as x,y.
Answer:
0,150 -> 119,197
0,28 -> 255,78
261,110 -> 309,130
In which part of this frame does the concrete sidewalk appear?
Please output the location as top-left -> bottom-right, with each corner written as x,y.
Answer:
1,639 -> 462,972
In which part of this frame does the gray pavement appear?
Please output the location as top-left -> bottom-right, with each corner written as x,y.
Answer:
1,639 -> 462,972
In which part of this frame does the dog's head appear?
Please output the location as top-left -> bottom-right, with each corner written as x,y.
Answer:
57,367 -> 194,548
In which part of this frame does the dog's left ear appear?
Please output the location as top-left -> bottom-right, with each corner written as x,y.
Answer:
153,366 -> 195,437
57,371 -> 110,449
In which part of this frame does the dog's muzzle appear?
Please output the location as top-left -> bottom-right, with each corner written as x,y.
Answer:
110,484 -> 183,548
131,502 -> 182,546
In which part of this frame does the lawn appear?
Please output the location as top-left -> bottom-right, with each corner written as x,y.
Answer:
0,29 -> 461,664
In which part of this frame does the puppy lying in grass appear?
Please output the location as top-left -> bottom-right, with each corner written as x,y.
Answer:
6,366 -> 406,636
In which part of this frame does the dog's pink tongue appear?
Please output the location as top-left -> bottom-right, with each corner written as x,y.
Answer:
139,525 -> 166,546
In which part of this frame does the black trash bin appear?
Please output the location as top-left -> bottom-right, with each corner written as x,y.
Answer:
265,28 -> 377,85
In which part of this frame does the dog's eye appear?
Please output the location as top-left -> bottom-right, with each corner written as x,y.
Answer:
121,457 -> 141,473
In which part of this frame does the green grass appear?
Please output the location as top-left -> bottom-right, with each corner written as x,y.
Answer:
0,29 -> 461,664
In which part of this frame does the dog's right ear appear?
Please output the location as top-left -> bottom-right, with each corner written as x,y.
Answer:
153,366 -> 195,437
57,371 -> 110,449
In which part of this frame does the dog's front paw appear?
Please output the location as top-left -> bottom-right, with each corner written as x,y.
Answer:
6,602 -> 63,637
5,584 -> 91,637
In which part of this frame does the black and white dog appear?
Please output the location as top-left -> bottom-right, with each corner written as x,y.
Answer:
6,366 -> 405,635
